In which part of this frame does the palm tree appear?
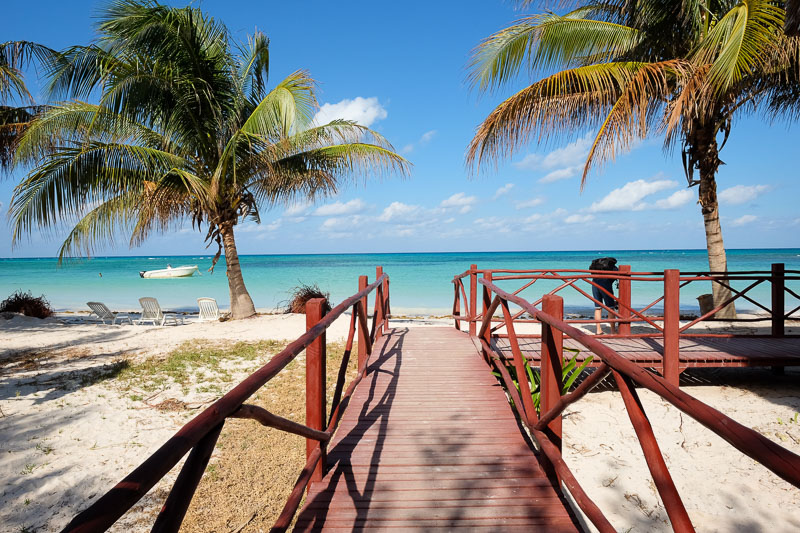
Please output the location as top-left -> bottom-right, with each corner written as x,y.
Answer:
10,0 -> 408,319
468,1 -> 799,318
0,41 -> 54,170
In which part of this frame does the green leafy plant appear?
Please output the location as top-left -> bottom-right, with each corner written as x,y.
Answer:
493,348 -> 593,414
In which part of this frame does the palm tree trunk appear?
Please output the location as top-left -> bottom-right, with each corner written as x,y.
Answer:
695,126 -> 736,319
220,224 -> 257,319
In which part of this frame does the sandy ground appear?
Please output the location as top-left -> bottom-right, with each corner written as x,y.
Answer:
1,312 -> 798,532
563,368 -> 800,533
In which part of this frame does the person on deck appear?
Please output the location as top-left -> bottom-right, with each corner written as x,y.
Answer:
589,257 -> 619,335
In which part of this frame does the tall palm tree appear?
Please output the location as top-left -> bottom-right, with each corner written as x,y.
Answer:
0,41 -> 54,170
11,0 -> 408,319
468,1 -> 799,318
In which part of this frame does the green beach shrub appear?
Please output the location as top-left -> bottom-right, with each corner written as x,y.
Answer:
0,290 -> 54,319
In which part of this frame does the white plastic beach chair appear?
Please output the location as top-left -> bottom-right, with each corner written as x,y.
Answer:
87,301 -> 132,325
197,297 -> 220,322
136,297 -> 182,326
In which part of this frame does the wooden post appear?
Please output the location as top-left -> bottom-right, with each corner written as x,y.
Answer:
383,274 -> 389,333
772,263 -> 785,338
375,266 -> 384,340
453,281 -> 461,330
469,264 -> 478,336
618,265 -> 632,336
305,298 -> 326,488
482,271 -> 493,324
358,275 -> 368,370
663,269 -> 680,387
541,295 -> 564,452
481,271 -> 493,362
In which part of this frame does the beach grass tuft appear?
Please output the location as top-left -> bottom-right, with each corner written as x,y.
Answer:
118,340 -> 287,393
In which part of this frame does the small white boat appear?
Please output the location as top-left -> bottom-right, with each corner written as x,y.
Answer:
139,264 -> 199,279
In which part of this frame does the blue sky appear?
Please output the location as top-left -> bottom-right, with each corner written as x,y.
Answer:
2,0 -> 799,258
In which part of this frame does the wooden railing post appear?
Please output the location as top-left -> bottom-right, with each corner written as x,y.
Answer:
358,275 -> 368,370
772,263 -> 785,338
619,265 -> 631,336
663,269 -> 680,387
453,280 -> 462,330
469,264 -> 478,336
376,266 -> 384,340
305,298 -> 326,489
482,271 -> 493,323
383,274 -> 390,333
541,294 -> 564,452
481,272 -> 493,361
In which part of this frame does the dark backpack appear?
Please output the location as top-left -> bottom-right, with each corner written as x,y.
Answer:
589,257 -> 618,271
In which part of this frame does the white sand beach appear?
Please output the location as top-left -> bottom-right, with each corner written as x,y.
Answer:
0,312 -> 798,532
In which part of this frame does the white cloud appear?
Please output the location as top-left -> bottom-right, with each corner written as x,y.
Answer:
264,220 -> 282,231
313,199 -> 367,216
539,165 -> 581,184
313,97 -> 387,127
654,189 -> 694,209
474,217 -> 511,232
589,179 -> 677,212
493,183 -> 514,199
401,129 -> 437,154
514,134 -> 593,171
731,214 -> 757,227
440,192 -> 477,214
378,201 -> 420,222
321,215 -> 367,232
719,185 -> 771,205
420,130 -> 436,143
284,202 -> 310,217
516,197 -> 545,209
565,214 -> 595,224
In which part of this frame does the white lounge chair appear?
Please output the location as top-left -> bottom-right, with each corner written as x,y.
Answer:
197,297 -> 220,322
87,301 -> 132,325
137,297 -> 182,326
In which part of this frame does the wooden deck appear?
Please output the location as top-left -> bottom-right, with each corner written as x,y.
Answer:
295,327 -> 581,532
503,336 -> 800,369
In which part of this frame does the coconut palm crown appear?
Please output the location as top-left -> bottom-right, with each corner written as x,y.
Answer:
1,41 -> 55,170
468,0 -> 800,317
11,0 -> 409,319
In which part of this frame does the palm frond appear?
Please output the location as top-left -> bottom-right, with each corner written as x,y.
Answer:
583,59 -> 690,187
692,0 -> 784,92
57,192 -> 139,260
468,12 -> 642,91
467,61 -> 649,172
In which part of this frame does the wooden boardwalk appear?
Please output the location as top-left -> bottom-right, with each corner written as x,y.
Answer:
505,336 -> 800,369
295,327 -> 581,532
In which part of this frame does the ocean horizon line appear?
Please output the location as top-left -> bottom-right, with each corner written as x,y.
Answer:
2,246 -> 799,261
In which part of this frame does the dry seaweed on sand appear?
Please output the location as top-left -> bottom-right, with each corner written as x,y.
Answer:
0,290 -> 54,319
280,283 -> 333,314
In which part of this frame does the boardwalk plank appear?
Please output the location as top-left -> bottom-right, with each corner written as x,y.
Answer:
294,327 -> 580,532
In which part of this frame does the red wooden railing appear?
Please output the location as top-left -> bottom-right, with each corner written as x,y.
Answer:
454,263 -> 800,337
61,267 -> 390,533
453,264 -> 799,385
474,278 -> 800,533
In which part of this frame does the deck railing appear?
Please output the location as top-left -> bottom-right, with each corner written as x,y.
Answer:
453,263 -> 799,384
474,278 -> 800,533
61,267 -> 390,533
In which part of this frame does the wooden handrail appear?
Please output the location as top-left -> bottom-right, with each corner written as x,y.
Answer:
454,264 -> 799,339
475,276 -> 800,533
61,271 -> 390,533
481,278 -> 800,486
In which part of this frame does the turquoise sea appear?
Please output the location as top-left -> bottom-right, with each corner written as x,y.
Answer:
0,249 -> 798,315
